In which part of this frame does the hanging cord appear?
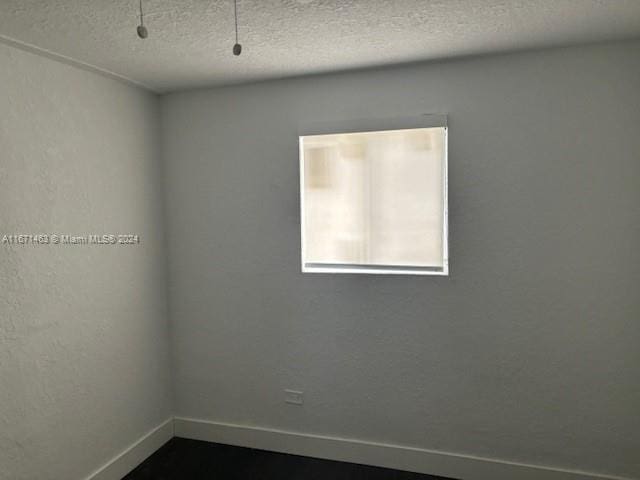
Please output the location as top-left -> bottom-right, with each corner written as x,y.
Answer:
137,0 -> 148,38
234,0 -> 238,44
233,0 -> 242,55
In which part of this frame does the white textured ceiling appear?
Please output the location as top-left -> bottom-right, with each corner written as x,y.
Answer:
1,0 -> 639,93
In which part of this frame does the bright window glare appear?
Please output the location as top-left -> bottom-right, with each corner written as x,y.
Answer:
300,126 -> 448,275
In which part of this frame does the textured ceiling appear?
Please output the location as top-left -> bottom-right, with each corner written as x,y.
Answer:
1,0 -> 639,93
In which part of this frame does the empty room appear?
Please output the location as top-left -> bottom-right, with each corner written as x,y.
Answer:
1,1 -> 639,479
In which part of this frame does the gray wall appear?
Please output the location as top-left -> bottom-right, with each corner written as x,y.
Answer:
0,44 -> 172,480
161,40 -> 640,479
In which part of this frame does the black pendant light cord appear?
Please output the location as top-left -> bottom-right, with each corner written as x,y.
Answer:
137,0 -> 148,38
234,0 -> 239,44
233,0 -> 242,55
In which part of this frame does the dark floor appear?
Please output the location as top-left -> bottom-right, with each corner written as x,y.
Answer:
124,437 -> 456,480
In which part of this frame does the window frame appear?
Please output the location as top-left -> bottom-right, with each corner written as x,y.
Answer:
299,114 -> 449,276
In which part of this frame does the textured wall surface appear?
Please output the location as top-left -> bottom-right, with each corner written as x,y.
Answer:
0,44 -> 172,480
1,0 -> 640,91
162,40 -> 640,479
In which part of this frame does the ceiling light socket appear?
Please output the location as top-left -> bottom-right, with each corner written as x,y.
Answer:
233,43 -> 242,56
137,25 -> 148,39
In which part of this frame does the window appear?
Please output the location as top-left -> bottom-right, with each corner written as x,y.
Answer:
300,116 -> 448,275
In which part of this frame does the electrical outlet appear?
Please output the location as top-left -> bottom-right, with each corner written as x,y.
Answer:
284,389 -> 304,405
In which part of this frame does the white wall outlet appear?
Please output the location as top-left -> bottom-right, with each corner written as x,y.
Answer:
284,389 -> 304,405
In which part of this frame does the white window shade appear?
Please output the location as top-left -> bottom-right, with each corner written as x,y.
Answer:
300,116 -> 448,275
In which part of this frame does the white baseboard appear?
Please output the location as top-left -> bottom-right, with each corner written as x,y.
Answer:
85,418 -> 174,480
174,417 -> 633,480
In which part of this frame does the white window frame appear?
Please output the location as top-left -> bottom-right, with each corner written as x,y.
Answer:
299,114 -> 449,275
